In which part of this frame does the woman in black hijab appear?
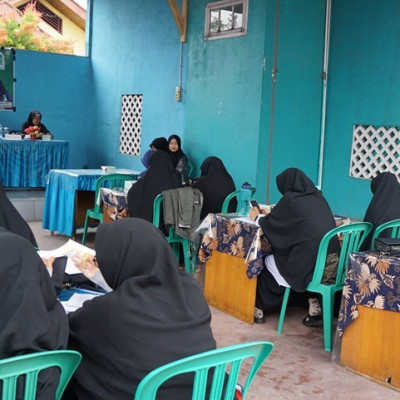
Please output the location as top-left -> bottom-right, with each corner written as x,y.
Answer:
250,168 -> 338,318
192,156 -> 237,219
0,228 -> 69,398
127,150 -> 181,222
0,180 -> 37,247
65,218 -> 216,400
21,110 -> 51,139
167,134 -> 189,185
360,171 -> 400,250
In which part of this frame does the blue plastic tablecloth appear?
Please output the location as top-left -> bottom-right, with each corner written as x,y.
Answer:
0,139 -> 69,187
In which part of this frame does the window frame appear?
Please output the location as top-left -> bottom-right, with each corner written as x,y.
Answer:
204,0 -> 248,41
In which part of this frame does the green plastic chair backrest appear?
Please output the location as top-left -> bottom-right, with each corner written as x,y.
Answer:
309,222 -> 373,288
371,218 -> 400,250
134,341 -> 274,400
187,162 -> 194,177
0,350 -> 82,400
93,173 -> 136,213
221,188 -> 256,213
152,193 -> 163,229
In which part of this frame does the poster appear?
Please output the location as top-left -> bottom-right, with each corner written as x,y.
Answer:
0,48 -> 14,111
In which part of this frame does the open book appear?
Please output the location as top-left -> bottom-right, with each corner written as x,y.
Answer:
38,239 -> 95,275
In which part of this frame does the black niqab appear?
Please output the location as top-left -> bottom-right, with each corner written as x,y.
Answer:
21,110 -> 50,134
192,156 -> 237,219
361,172 -> 400,250
150,137 -> 168,151
0,228 -> 68,398
67,219 -> 216,400
127,151 -> 182,222
259,168 -> 338,291
0,181 -> 37,247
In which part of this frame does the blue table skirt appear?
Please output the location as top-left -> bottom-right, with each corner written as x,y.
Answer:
0,139 -> 69,187
42,169 -> 139,236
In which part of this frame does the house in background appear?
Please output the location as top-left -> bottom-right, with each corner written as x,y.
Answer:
3,0 -> 86,55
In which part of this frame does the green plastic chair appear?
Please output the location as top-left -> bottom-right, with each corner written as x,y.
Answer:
0,350 -> 82,400
153,193 -> 193,274
81,173 -> 136,245
371,218 -> 400,250
134,341 -> 274,400
187,162 -> 194,177
276,222 -> 372,352
221,188 -> 256,213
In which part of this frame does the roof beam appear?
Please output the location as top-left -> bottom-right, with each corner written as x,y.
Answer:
167,0 -> 187,43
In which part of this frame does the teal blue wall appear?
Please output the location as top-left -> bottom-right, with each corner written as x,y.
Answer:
0,50 -> 92,169
257,0 -> 326,204
323,0 -> 400,219
88,0 -> 185,171
185,0 -> 267,184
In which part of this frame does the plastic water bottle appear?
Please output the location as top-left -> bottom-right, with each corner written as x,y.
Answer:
238,182 -> 252,216
0,124 -> 3,138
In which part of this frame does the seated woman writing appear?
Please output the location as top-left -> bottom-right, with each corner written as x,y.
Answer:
64,218 -> 216,400
192,156 -> 237,219
21,110 -> 52,139
360,171 -> 400,250
249,168 -> 339,325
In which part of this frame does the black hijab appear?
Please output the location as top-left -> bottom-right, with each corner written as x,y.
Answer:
192,156 -> 237,219
167,134 -> 186,168
259,168 -> 338,291
150,137 -> 168,151
67,219 -> 216,400
127,151 -> 181,222
0,228 -> 69,398
21,110 -> 50,134
361,172 -> 400,250
0,181 -> 37,247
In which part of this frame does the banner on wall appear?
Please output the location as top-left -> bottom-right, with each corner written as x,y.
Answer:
0,48 -> 15,111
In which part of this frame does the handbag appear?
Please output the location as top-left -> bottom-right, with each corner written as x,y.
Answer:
374,237 -> 400,255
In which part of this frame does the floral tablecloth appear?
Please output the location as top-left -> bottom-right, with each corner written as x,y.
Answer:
337,252 -> 400,336
197,213 -> 272,279
101,188 -> 129,221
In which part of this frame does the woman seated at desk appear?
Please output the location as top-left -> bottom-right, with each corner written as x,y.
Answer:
167,134 -> 189,186
360,171 -> 400,250
249,168 -> 339,325
0,228 -> 68,399
192,156 -> 237,219
21,110 -> 52,139
127,150 -> 182,223
65,218 -> 216,400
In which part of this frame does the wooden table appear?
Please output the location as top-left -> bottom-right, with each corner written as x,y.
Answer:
338,252 -> 400,389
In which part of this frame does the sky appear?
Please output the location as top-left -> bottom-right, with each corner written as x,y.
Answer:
73,0 -> 87,10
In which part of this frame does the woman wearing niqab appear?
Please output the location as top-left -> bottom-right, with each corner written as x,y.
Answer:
65,218 -> 216,400
360,171 -> 400,250
127,150 -> 181,222
256,168 -> 338,312
192,156 -> 237,219
0,180 -> 37,247
0,228 -> 68,399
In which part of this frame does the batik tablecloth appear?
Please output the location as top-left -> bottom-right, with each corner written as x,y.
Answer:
337,251 -> 400,336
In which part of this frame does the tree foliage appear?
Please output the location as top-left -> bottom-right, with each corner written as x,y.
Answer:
0,3 -> 74,54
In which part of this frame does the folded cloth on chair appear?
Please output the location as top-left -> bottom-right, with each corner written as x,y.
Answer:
162,187 -> 203,239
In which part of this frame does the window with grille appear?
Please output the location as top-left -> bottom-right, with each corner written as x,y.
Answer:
18,1 -> 63,33
204,0 -> 248,41
119,94 -> 142,156
349,125 -> 400,180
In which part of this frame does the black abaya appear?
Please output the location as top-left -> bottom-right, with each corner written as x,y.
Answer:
127,151 -> 182,222
360,172 -> 400,250
0,181 -> 37,247
66,219 -> 216,400
0,228 -> 69,399
192,156 -> 237,219
257,168 -> 338,310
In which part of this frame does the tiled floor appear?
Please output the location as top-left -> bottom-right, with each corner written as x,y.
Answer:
29,220 -> 400,400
